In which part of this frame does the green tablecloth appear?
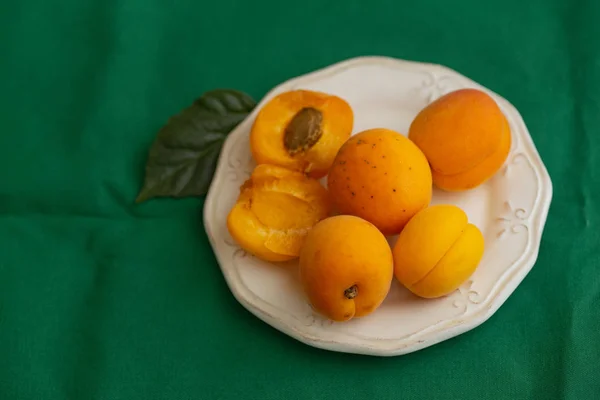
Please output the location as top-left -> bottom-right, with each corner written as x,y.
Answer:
1,0 -> 599,399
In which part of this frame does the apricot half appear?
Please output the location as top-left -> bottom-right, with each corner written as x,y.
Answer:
327,128 -> 432,235
408,88 -> 511,191
250,90 -> 354,179
299,215 -> 394,322
227,164 -> 331,262
392,204 -> 484,298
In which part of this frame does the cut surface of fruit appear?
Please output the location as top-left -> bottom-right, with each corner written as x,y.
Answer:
227,164 -> 330,262
250,90 -> 354,178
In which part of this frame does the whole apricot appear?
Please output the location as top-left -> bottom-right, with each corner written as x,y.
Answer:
299,215 -> 394,322
393,204 -> 484,298
227,164 -> 331,262
250,89 -> 354,179
408,88 -> 511,191
327,128 -> 432,235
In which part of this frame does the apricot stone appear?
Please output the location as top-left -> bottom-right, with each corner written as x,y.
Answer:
227,164 -> 331,262
393,204 -> 484,298
250,89 -> 354,179
408,88 -> 511,191
299,215 -> 394,322
327,128 -> 432,235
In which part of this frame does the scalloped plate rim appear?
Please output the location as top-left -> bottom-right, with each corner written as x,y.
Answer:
203,55 -> 553,356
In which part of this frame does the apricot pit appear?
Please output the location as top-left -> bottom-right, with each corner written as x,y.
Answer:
283,107 -> 323,154
250,90 -> 354,179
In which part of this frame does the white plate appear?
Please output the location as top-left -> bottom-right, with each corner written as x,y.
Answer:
203,56 -> 553,356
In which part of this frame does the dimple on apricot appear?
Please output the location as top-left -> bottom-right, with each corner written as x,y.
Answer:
408,88 -> 511,191
327,128 -> 432,236
250,90 -> 354,179
226,164 -> 331,262
299,215 -> 394,322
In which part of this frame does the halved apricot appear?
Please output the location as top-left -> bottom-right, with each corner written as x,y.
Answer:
226,164 -> 331,262
250,90 -> 354,179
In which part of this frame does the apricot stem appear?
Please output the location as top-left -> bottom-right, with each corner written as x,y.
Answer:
344,285 -> 358,299
284,107 -> 323,155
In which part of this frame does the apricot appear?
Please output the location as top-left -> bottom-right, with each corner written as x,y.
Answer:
392,204 -> 484,298
227,164 -> 331,262
327,128 -> 432,235
408,88 -> 511,191
299,215 -> 394,322
250,89 -> 354,179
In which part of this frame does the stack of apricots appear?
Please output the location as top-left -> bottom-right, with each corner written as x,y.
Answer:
227,88 -> 511,322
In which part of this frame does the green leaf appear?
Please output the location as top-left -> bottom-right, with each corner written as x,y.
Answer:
136,89 -> 257,203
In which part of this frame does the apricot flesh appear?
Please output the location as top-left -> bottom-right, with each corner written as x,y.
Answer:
227,164 -> 331,262
299,215 -> 394,322
392,204 -> 484,298
327,128 -> 432,235
408,88 -> 511,191
250,89 -> 354,179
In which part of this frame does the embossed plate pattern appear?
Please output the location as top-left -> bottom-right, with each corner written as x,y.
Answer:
203,56 -> 553,356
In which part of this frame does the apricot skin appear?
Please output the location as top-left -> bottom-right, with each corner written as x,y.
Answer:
431,124 -> 511,191
408,88 -> 511,191
227,164 -> 331,262
392,205 -> 484,298
250,90 -> 354,179
299,215 -> 394,322
327,128 -> 432,236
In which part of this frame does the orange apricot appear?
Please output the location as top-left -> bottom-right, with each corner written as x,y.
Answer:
299,215 -> 394,322
227,164 -> 331,262
250,89 -> 354,179
408,88 -> 511,191
393,205 -> 484,298
327,128 -> 432,236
